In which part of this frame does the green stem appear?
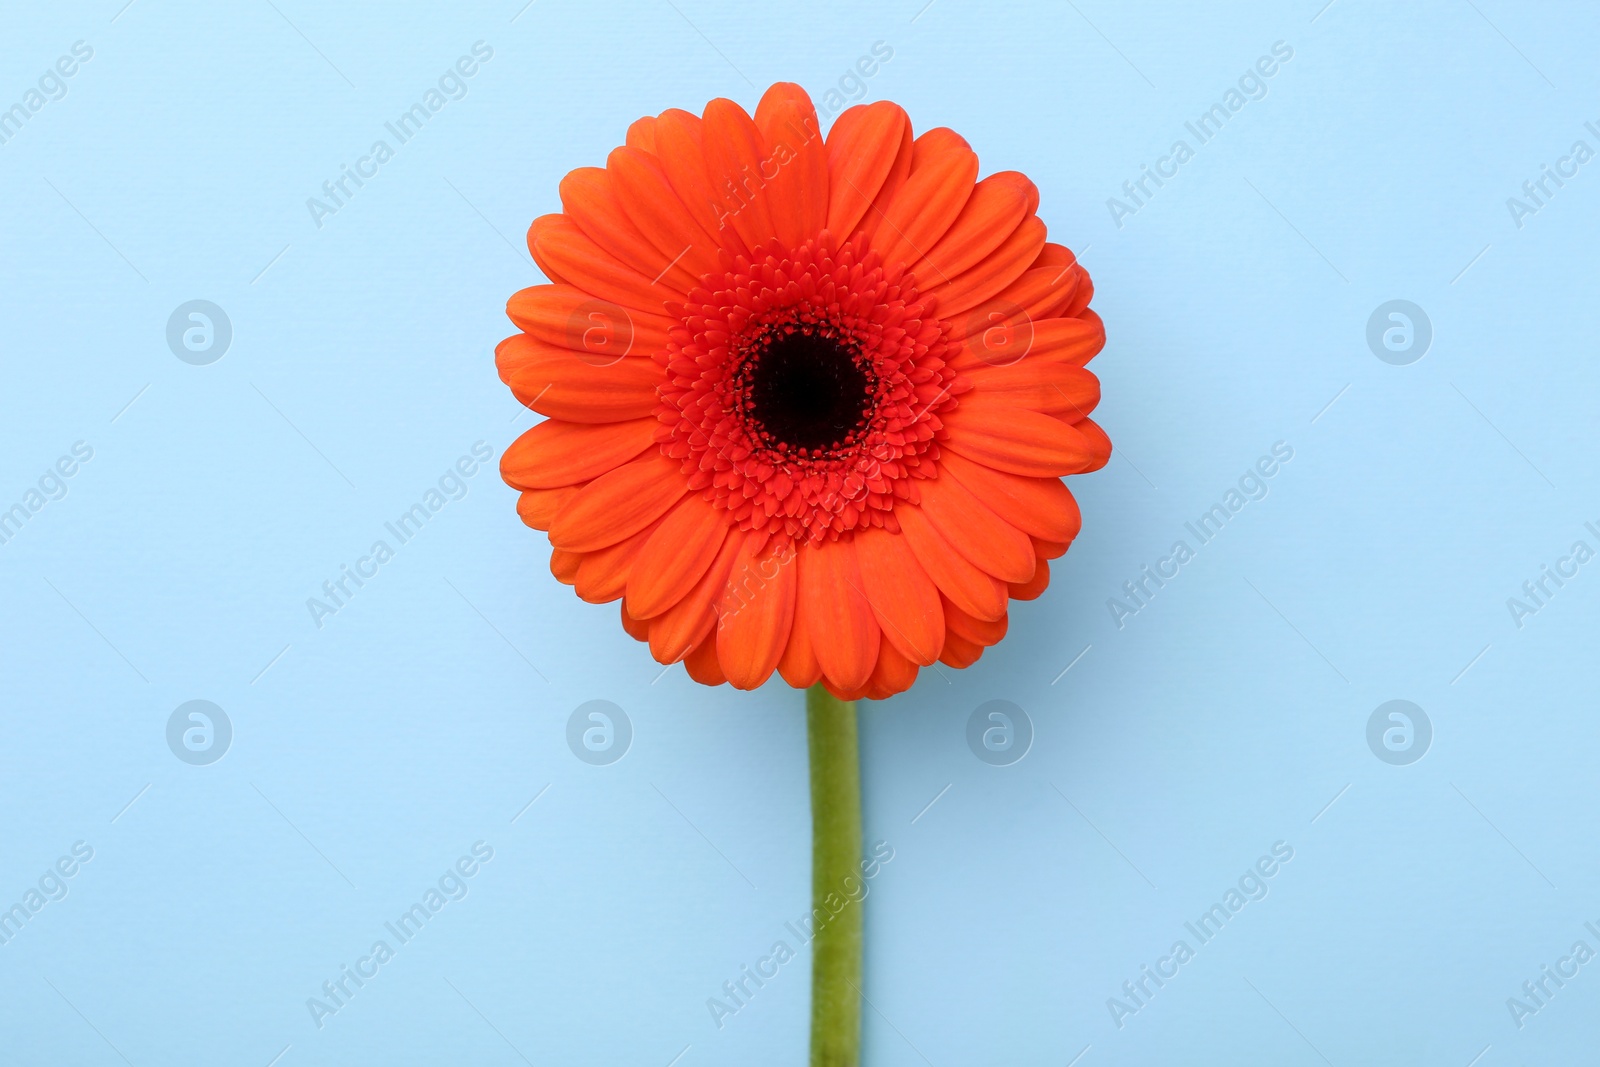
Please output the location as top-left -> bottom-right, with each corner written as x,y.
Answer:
806,683 -> 862,1067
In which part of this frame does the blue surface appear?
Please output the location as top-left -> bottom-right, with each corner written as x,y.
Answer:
2,1 -> 1597,1063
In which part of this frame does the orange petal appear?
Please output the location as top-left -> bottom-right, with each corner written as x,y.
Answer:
1065,266 -> 1095,317
943,597 -> 1008,647
626,494 -> 732,619
948,315 -> 1105,373
1025,244 -> 1092,315
683,633 -> 727,685
945,301 -> 1036,370
854,118 -> 914,245
507,283 -> 673,359
917,470 -> 1034,583
1009,558 -> 1051,601
516,485 -> 577,530
867,640 -> 919,698
1011,559 -> 1049,601
868,129 -> 978,270
605,147 -> 722,280
897,504 -> 1006,621
496,334 -> 662,424
1075,308 -> 1105,346
927,215 -> 1047,318
910,171 -> 1037,283
620,601 -> 650,641
754,83 -> 828,250
938,451 -> 1082,544
1033,537 -> 1069,561
938,630 -> 983,668
549,548 -> 581,585
1032,242 -> 1076,269
1036,315 -> 1106,367
701,98 -> 779,254
776,559 -> 823,688
799,538 -> 879,692
548,452 -> 686,552
963,361 -> 1100,417
824,102 -> 909,239
653,109 -> 746,257
501,417 -> 657,490
625,115 -> 657,153
650,530 -> 742,664
945,268 -> 1081,342
560,167 -> 699,293
820,676 -> 874,702
526,213 -> 568,284
1074,416 -> 1113,470
910,127 -> 971,166
715,535 -> 796,689
943,399 -> 1094,477
529,213 -> 677,315
853,525 -> 944,666
575,518 -> 659,604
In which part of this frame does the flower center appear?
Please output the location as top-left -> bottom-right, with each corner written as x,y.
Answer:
656,234 -> 965,545
736,326 -> 876,454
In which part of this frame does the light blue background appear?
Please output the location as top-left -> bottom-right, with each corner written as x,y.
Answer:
2,1 -> 1597,1063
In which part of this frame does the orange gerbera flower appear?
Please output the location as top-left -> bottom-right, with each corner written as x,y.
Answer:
498,83 -> 1108,700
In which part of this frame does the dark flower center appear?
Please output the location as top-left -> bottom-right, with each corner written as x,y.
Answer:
738,327 -> 876,453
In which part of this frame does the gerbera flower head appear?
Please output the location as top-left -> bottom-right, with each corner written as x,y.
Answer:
498,83 -> 1108,700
